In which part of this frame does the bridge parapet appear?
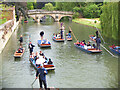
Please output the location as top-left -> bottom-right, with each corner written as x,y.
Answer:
28,9 -> 74,15
28,9 -> 73,22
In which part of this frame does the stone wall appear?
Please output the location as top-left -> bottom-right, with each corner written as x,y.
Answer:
0,7 -> 22,53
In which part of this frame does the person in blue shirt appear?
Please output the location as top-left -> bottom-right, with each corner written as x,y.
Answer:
96,37 -> 101,50
36,64 -> 48,89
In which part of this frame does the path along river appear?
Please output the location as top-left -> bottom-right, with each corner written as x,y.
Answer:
0,20 -> 118,88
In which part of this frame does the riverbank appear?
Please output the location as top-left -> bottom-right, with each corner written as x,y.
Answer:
72,18 -> 101,29
0,17 -> 22,54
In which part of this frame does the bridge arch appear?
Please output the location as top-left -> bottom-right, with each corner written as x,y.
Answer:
59,15 -> 72,21
39,14 -> 55,22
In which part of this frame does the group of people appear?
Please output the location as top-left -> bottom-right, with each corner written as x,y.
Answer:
75,30 -> 101,50
30,51 -> 53,66
75,40 -> 95,49
30,51 -> 53,89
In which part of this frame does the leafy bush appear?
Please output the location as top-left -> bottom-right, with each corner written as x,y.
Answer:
44,3 -> 54,11
82,4 -> 101,18
72,12 -> 80,19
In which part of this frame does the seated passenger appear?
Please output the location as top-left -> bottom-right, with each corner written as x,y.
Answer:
53,33 -> 56,38
76,40 -> 80,46
112,44 -> 116,49
34,52 -> 39,61
48,58 -> 53,64
39,51 -> 44,56
80,42 -> 85,48
56,33 -> 61,39
82,40 -> 86,45
87,42 -> 91,46
17,46 -> 23,53
41,40 -> 46,44
68,33 -> 71,38
93,44 -> 96,48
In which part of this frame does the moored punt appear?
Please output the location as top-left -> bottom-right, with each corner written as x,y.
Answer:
109,46 -> 120,55
38,40 -> 51,48
89,35 -> 96,42
74,43 -> 102,53
66,36 -> 72,41
24,20 -> 28,23
52,37 -> 65,42
14,48 -> 25,58
29,58 -> 55,71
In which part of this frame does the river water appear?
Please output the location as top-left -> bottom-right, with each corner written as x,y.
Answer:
0,20 -> 118,88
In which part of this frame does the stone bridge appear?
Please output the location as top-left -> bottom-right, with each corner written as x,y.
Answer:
27,9 -> 74,22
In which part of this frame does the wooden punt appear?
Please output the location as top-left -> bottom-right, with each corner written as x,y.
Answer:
24,21 -> 28,23
52,37 -> 65,42
29,58 -> 55,71
89,35 -> 96,42
109,46 -> 120,55
14,48 -> 25,58
38,40 -> 51,48
74,43 -> 102,53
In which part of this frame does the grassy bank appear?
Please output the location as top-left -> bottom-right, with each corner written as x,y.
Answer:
72,18 -> 101,29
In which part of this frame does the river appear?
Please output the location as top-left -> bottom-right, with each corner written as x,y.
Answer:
0,19 -> 118,88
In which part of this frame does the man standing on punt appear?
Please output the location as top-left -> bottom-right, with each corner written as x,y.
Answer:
96,37 -> 101,50
36,64 -> 48,89
40,31 -> 44,40
19,35 -> 23,47
28,41 -> 35,55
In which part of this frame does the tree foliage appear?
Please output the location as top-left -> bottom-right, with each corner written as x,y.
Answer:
100,2 -> 118,40
27,2 -> 34,10
43,3 -> 54,11
82,4 -> 101,18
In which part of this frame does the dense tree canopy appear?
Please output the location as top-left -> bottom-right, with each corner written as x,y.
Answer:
100,2 -> 118,41
43,3 -> 54,11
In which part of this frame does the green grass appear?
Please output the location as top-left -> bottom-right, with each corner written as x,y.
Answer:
0,18 -> 7,25
72,18 -> 101,29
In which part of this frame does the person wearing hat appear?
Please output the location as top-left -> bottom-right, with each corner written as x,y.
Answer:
36,64 -> 48,89
28,41 -> 35,55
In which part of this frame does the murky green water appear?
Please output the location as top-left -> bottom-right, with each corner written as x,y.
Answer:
0,20 -> 118,88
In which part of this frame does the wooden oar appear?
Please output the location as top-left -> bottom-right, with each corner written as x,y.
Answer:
69,26 -> 77,41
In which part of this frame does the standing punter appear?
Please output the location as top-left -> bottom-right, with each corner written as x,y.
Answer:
36,64 -> 48,89
40,31 -> 44,40
28,41 -> 35,55
19,35 -> 23,46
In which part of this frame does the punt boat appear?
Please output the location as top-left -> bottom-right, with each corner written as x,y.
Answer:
38,40 -> 51,48
14,48 -> 25,58
74,43 -> 102,53
29,58 -> 55,71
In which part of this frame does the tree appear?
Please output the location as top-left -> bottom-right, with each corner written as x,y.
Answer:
82,4 -> 101,18
100,2 -> 118,41
44,3 -> 54,11
27,2 -> 34,10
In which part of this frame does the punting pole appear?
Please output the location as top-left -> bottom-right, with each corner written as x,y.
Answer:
69,26 -> 77,41
31,73 -> 40,88
95,26 -> 118,58
100,44 -> 118,58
